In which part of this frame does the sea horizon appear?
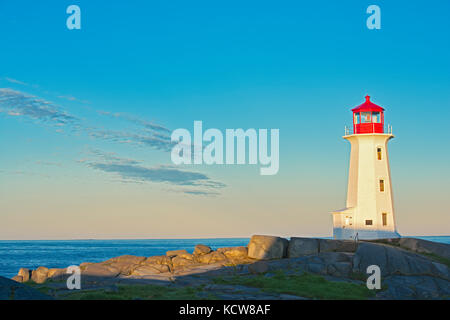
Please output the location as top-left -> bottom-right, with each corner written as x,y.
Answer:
1,234 -> 449,241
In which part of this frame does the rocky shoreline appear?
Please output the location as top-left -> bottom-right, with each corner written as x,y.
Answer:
5,235 -> 450,300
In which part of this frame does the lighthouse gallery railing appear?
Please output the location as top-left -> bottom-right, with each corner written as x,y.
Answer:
344,124 -> 393,135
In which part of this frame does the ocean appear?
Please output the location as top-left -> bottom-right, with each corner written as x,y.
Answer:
0,236 -> 449,279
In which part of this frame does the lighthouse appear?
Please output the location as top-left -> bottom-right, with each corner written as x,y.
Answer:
332,96 -> 400,240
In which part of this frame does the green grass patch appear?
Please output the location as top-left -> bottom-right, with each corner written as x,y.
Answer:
213,271 -> 375,300
59,284 -> 212,300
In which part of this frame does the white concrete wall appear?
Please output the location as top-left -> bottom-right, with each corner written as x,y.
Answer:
332,133 -> 400,240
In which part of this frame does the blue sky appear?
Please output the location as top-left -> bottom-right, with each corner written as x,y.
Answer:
0,1 -> 449,239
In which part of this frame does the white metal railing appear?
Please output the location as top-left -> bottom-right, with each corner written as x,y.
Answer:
344,125 -> 351,135
386,124 -> 393,134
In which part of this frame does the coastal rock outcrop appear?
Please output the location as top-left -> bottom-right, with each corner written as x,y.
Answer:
377,275 -> 450,299
9,236 -> 450,300
0,276 -> 53,300
143,255 -> 171,265
106,255 -> 146,265
319,239 -> 357,253
248,235 -> 288,260
166,249 -> 189,257
217,246 -> 248,260
172,256 -> 196,268
397,238 -> 450,259
81,263 -> 121,278
131,264 -> 170,276
353,242 -> 449,279
248,261 -> 269,274
47,268 -> 67,280
196,252 -> 227,264
288,238 -> 319,257
31,266 -> 49,284
18,268 -> 30,282
193,244 -> 212,255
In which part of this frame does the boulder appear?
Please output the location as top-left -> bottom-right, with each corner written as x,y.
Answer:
11,275 -> 23,283
102,256 -> 146,275
31,266 -> 49,284
193,244 -> 212,255
196,252 -> 227,264
81,263 -> 120,278
131,264 -> 170,276
288,238 -> 319,257
143,255 -> 171,265
247,235 -> 288,260
105,262 -> 140,276
166,249 -> 189,257
47,268 -> 67,280
17,268 -> 30,282
105,255 -> 146,265
248,261 -> 269,274
319,239 -> 357,253
172,256 -> 196,268
217,247 -> 248,260
178,253 -> 195,260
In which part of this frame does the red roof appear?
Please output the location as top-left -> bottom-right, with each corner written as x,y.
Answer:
352,95 -> 384,112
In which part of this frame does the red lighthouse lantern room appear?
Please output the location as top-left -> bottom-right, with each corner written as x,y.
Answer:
352,95 -> 384,134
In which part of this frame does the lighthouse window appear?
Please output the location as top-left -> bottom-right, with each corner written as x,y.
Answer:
379,179 -> 385,192
361,112 -> 372,123
372,112 -> 381,123
377,147 -> 382,160
365,220 -> 373,226
382,213 -> 388,226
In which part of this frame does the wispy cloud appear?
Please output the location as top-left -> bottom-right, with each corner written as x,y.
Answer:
79,149 -> 225,195
87,128 -> 174,151
98,111 -> 171,133
92,163 -> 193,184
1,87 -> 224,195
89,162 -> 225,189
181,190 -> 220,196
4,77 -> 28,86
0,88 -> 78,126
0,88 -> 173,151
78,148 -> 142,165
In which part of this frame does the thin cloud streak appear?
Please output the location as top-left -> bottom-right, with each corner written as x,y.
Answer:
87,128 -> 175,151
0,88 -> 78,126
88,162 -> 225,189
79,149 -> 225,195
0,88 -> 174,151
98,111 -> 171,133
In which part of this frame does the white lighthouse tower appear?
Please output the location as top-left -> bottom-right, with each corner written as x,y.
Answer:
332,96 -> 400,240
